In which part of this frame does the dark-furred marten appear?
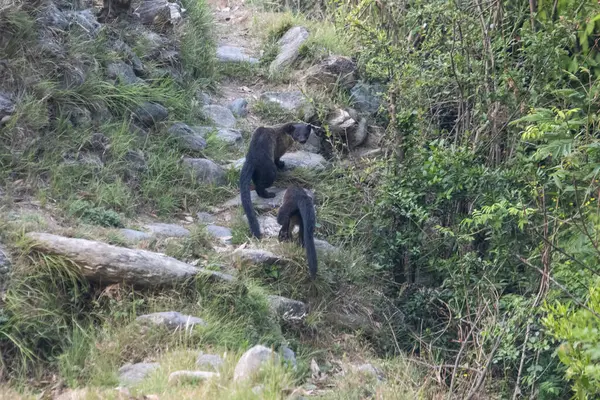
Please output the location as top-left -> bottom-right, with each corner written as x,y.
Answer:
277,185 -> 317,280
240,123 -> 312,239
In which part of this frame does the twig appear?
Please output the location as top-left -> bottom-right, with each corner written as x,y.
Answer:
466,331 -> 504,400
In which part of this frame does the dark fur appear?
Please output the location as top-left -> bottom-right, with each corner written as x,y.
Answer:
240,123 -> 312,239
277,186 -> 317,280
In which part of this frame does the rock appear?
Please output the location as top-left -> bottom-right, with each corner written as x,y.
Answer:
83,132 -> 110,153
183,158 -> 227,185
206,225 -> 232,243
63,105 -> 92,127
228,98 -> 248,117
216,45 -> 258,64
144,223 -> 190,238
327,109 -> 356,134
303,55 -> 357,89
119,229 -> 152,242
0,244 -> 12,276
269,26 -> 310,73
354,363 -> 384,380
327,110 -> 369,149
107,62 -> 140,85
135,0 -> 183,27
281,346 -> 297,369
125,149 -> 147,173
233,345 -> 280,383
189,126 -> 242,145
0,93 -> 15,120
168,370 -> 219,384
133,102 -> 169,127
314,239 -> 337,253
232,249 -> 283,265
259,91 -> 315,120
280,151 -> 327,171
267,295 -> 307,321
258,215 -> 280,237
167,123 -> 207,151
112,40 -> 145,75
139,30 -> 171,60
202,105 -> 236,128
118,362 -> 160,386
350,81 -> 385,115
196,353 -> 224,371
352,118 -> 369,148
196,212 -> 215,224
196,91 -> 211,105
38,3 -> 70,31
136,311 -> 207,330
301,130 -> 321,154
65,9 -> 101,37
25,232 -> 233,287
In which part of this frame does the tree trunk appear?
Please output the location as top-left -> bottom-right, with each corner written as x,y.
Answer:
25,232 -> 233,287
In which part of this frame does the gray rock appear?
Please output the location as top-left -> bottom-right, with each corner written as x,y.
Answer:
63,105 -> 92,127
228,98 -> 248,117
144,223 -> 190,238
139,30 -> 171,60
189,126 -> 242,145
107,62 -> 140,85
355,363 -> 384,380
196,91 -> 211,105
216,45 -> 258,64
301,130 -> 321,154
327,109 -> 356,135
314,239 -> 337,253
136,311 -> 207,330
269,26 -> 310,73
118,362 -> 160,386
0,93 -> 15,120
280,346 -> 297,369
0,244 -> 12,284
112,40 -> 145,75
233,345 -> 280,383
125,150 -> 147,173
259,91 -> 315,120
268,295 -> 307,322
65,9 -> 101,37
133,102 -> 169,127
168,370 -> 219,384
202,105 -> 236,128
196,353 -> 224,371
304,56 -> 357,89
206,225 -> 232,243
280,151 -> 327,171
258,215 -> 280,238
232,249 -> 283,265
352,117 -> 368,148
119,229 -> 152,242
39,3 -> 69,30
135,0 -> 183,26
196,212 -> 215,224
167,123 -> 207,151
183,158 -> 227,185
350,81 -> 385,115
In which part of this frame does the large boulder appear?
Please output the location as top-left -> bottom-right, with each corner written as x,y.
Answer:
303,56 -> 357,89
269,26 -> 309,73
233,345 -> 280,383
183,158 -> 227,185
280,151 -> 327,171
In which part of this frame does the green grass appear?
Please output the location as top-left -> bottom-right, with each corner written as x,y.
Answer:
251,100 -> 298,124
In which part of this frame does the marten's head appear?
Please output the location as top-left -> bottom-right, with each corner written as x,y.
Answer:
286,123 -> 312,144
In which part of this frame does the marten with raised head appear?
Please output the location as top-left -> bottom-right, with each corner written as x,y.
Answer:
277,186 -> 317,280
240,123 -> 312,239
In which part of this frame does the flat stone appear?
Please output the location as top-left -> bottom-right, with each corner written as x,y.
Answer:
119,229 -> 152,242
267,295 -> 307,322
144,223 -> 190,238
233,345 -> 280,383
196,353 -> 224,371
136,311 -> 207,330
168,370 -> 219,384
314,239 -> 337,253
232,249 -> 283,265
280,151 -> 327,170
258,215 -> 280,237
202,105 -> 236,128
206,225 -> 232,244
118,362 -> 159,386
216,45 -> 258,64
183,158 -> 227,185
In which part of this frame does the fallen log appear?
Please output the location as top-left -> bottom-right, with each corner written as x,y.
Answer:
25,232 -> 233,287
